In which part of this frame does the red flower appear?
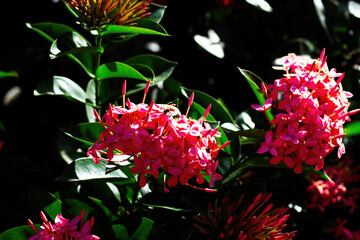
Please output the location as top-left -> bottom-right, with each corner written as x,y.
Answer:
253,49 -> 359,173
193,193 -> 296,240
88,80 -> 229,191
28,209 -> 99,240
307,156 -> 360,213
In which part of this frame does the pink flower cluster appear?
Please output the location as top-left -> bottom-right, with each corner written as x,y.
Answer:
253,49 -> 359,173
28,209 -> 99,240
307,156 -> 360,213
88,81 -> 229,191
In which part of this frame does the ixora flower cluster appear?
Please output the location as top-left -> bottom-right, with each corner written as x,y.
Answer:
64,0 -> 153,29
28,209 -> 99,240
307,156 -> 360,213
193,193 -> 297,240
253,49 -> 359,173
88,80 -> 230,191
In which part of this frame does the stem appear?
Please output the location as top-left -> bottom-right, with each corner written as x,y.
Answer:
95,35 -> 103,113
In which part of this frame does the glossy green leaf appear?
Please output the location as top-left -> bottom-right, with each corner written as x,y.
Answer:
221,122 -> 266,144
0,225 -> 40,240
26,22 -> 96,77
238,68 -> 274,123
125,54 -> 177,83
56,157 -> 136,183
61,122 -> 104,146
100,19 -> 169,36
26,22 -> 76,42
96,62 -> 148,81
34,76 -> 92,105
28,187 -> 62,222
344,120 -> 360,136
86,80 -> 98,122
0,70 -> 18,78
148,3 -> 167,23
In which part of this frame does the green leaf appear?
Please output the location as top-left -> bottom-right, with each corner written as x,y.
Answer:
148,3 -> 167,23
34,76 -> 91,105
0,225 -> 40,240
221,122 -> 266,144
0,70 -> 18,78
130,217 -> 154,240
26,22 -> 96,77
112,224 -> 130,239
61,122 -> 104,146
26,22 -> 76,42
86,80 -> 98,122
96,62 -> 151,104
225,156 -> 332,183
238,68 -> 274,123
125,54 -> 177,83
28,187 -> 62,222
56,157 -> 136,183
100,19 -> 169,37
344,120 -> 360,136
96,62 -> 148,81
181,88 -> 239,156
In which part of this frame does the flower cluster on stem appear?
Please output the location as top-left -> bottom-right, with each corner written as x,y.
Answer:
307,156 -> 360,213
87,80 -> 230,191
28,209 -> 99,240
253,49 -> 359,173
193,193 -> 296,240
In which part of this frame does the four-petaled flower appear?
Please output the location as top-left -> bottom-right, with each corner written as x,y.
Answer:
253,49 -> 359,173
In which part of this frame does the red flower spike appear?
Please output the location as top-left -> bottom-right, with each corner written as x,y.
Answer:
193,193 -> 296,239
142,79 -> 151,103
122,80 -> 127,108
186,92 -> 194,117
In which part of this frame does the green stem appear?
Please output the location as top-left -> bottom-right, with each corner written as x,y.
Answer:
95,35 -> 103,113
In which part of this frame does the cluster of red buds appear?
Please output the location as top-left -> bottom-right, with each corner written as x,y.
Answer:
28,209 -> 99,240
252,49 -> 359,173
88,80 -> 230,191
193,193 -> 296,240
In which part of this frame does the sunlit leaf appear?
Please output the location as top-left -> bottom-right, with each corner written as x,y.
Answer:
96,62 -> 148,81
28,187 -> 62,222
148,3 -> 167,23
344,120 -> 360,136
246,0 -> 273,12
349,1 -> 360,18
56,157 -> 136,183
34,76 -> 92,105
